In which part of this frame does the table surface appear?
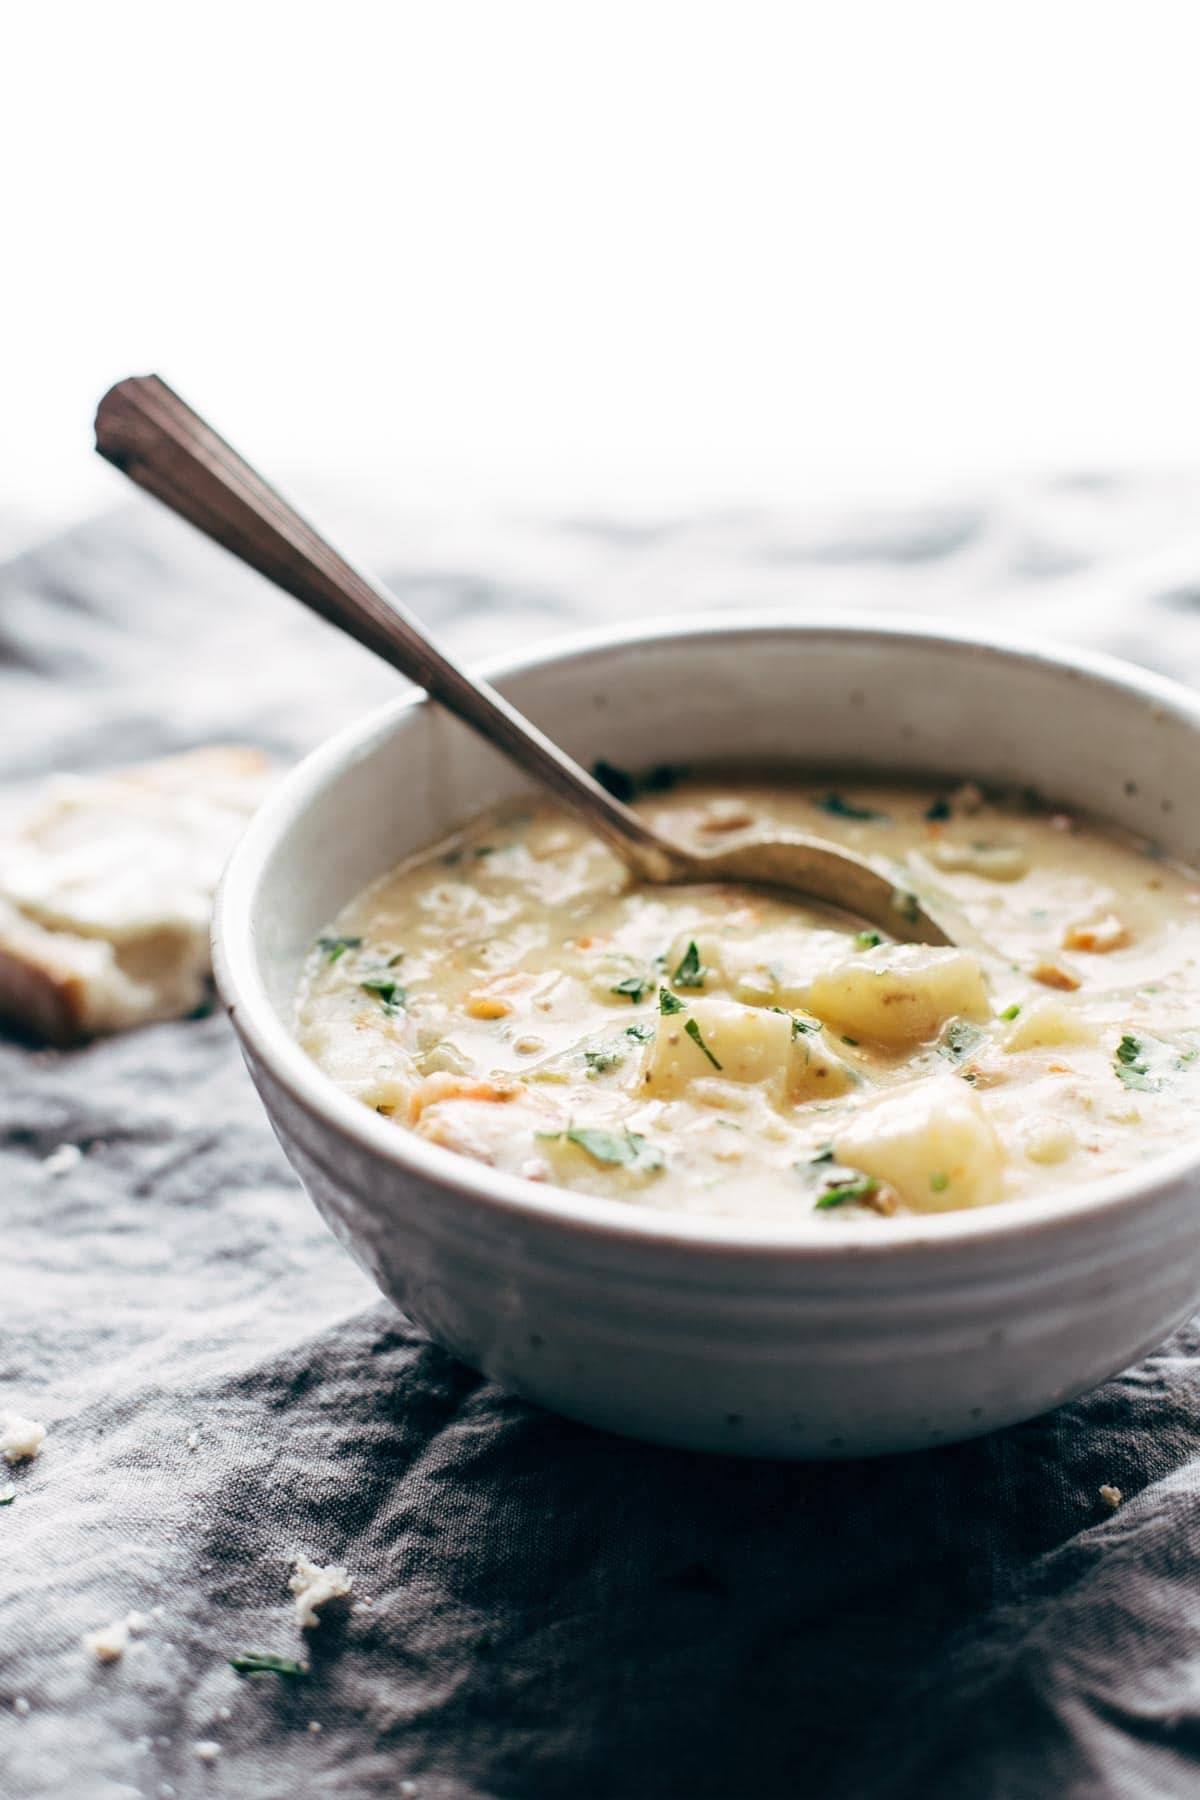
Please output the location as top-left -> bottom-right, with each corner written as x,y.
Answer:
4,480 -> 1200,1800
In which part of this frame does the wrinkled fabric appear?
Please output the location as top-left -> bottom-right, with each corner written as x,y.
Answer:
3,482 -> 1200,1800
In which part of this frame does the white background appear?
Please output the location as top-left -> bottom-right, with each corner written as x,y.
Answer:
6,1 -> 1200,541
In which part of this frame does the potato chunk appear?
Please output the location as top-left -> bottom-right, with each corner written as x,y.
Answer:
929,840 -> 1030,881
834,1077 -> 1003,1212
789,1023 -> 857,1099
640,998 -> 788,1098
1003,997 -> 1097,1052
806,944 -> 990,1048
639,998 -> 854,1102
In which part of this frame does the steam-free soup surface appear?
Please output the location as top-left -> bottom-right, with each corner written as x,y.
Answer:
295,780 -> 1200,1223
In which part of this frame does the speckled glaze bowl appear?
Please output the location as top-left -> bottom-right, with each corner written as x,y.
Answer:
213,616 -> 1200,1458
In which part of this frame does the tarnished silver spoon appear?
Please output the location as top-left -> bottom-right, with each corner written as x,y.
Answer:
94,375 -> 951,945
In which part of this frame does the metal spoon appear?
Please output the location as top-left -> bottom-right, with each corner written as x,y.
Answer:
94,376 -> 951,945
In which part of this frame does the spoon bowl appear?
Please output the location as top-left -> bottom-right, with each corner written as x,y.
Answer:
666,831 -> 954,944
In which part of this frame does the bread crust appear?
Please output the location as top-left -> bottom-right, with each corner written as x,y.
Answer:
0,745 -> 272,1046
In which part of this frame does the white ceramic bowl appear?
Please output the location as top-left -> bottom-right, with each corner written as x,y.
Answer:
213,615 -> 1200,1459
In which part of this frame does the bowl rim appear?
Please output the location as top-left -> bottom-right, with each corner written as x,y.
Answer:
213,609 -> 1200,1263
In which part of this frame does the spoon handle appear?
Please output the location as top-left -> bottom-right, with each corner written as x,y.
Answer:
94,375 -> 684,883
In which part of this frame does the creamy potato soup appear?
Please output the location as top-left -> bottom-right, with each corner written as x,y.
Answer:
295,778 -> 1200,1223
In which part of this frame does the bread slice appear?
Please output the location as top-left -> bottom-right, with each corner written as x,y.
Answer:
0,747 -> 273,1045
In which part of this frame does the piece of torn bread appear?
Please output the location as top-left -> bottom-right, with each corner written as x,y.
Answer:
0,747 -> 273,1045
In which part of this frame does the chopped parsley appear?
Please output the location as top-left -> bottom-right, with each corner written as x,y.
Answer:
854,930 -> 883,949
672,941 -> 708,989
563,1125 -> 664,1172
659,986 -> 685,1014
814,1174 -> 879,1210
791,1015 -> 820,1038
684,1017 -> 723,1069
937,1020 -> 984,1066
815,793 -> 886,821
1114,1034 -> 1157,1091
999,1003 -> 1021,1022
924,797 -> 952,821
810,1145 -> 835,1164
1114,1032 -> 1199,1091
929,1171 -> 950,1193
230,1653 -> 307,1678
611,974 -> 653,1003
360,977 -> 406,1015
317,934 -> 362,964
584,1021 -> 654,1073
0,1485 -> 14,1506
841,1035 -> 860,1047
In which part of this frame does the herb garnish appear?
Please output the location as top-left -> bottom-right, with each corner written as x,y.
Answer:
549,1125 -> 664,1173
937,1020 -> 984,1066
360,977 -> 406,1015
814,1175 -> 879,1210
810,1145 -> 835,1164
230,1653 -> 307,1678
672,941 -> 708,989
0,1485 -> 14,1506
815,793 -> 886,821
929,1171 -> 950,1193
999,1003 -> 1021,1022
611,974 -> 653,1003
317,934 -> 362,964
1115,1034 -> 1157,1091
791,1016 -> 820,1038
659,986 -> 685,1014
854,930 -> 883,949
924,797 -> 952,822
1114,1032 -> 1197,1091
684,1017 -> 723,1069
584,1021 -> 654,1073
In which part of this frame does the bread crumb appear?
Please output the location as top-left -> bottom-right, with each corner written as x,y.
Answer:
185,1430 -> 200,1452
1099,1483 -> 1123,1511
399,1783 -> 419,1798
308,1720 -> 323,1734
84,1618 -> 130,1663
1,1413 -> 47,1464
193,1741 -> 221,1765
217,1706 -> 232,1722
42,1142 -> 82,1176
125,1611 -> 151,1636
289,1554 -> 352,1631
13,1696 -> 31,1717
